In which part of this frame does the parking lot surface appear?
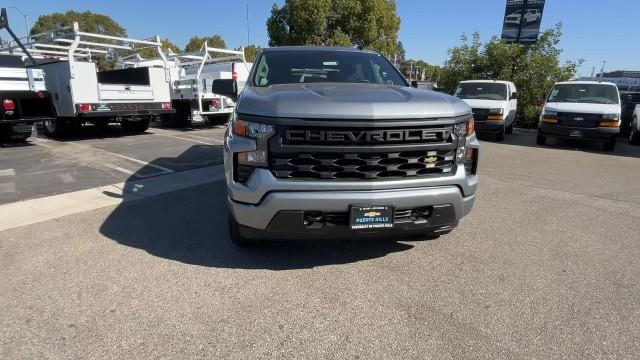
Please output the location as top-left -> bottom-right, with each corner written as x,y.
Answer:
1,129 -> 640,359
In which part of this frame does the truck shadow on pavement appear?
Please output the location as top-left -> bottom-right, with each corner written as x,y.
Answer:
99,146 -> 414,270
490,129 -> 640,159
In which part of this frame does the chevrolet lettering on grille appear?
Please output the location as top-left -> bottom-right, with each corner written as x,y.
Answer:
285,129 -> 443,144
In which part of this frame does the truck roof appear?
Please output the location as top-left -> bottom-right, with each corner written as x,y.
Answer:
555,80 -> 617,87
262,46 -> 378,54
459,80 -> 511,84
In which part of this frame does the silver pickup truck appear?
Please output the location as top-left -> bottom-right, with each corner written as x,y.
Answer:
212,46 -> 479,245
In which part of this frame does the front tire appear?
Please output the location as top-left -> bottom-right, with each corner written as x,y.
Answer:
630,117 -> 640,145
495,125 -> 506,141
603,138 -> 616,152
505,121 -> 514,134
228,211 -> 256,246
536,132 -> 547,145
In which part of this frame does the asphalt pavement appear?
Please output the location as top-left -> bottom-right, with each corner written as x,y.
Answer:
1,129 -> 639,359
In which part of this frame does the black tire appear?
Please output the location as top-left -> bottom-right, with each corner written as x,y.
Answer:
536,132 -> 546,145
495,125 -> 505,141
121,117 -> 151,133
44,117 -> 69,138
602,138 -> 616,152
630,118 -> 640,145
228,211 -> 256,246
505,121 -> 514,134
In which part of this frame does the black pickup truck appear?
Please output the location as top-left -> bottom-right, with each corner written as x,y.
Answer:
0,54 -> 55,143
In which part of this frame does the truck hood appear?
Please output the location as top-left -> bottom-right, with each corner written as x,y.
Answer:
237,83 -> 471,119
544,102 -> 621,115
460,99 -> 507,110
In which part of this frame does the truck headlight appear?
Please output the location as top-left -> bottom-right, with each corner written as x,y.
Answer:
454,117 -> 474,138
488,108 -> 504,115
543,109 -> 558,117
232,118 -> 275,168
601,114 -> 619,120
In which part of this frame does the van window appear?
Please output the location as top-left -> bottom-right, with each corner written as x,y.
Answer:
548,84 -> 619,105
454,82 -> 508,100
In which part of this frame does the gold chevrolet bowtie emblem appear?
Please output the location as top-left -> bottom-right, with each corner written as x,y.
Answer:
363,211 -> 381,217
423,156 -> 438,164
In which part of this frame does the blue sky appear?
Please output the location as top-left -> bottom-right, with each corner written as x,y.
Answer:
6,0 -> 639,76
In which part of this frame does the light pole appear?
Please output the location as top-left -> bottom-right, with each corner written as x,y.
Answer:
7,6 -> 30,42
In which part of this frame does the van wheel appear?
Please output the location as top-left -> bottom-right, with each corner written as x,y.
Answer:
44,118 -> 69,138
630,118 -> 640,145
121,117 -> 150,133
536,132 -> 546,145
505,121 -> 514,134
228,211 -> 255,246
603,138 -> 616,152
495,125 -> 505,141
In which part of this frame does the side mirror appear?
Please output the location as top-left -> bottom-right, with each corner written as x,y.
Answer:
538,93 -> 547,101
212,79 -> 238,102
410,80 -> 418,88
622,94 -> 632,102
511,92 -> 518,100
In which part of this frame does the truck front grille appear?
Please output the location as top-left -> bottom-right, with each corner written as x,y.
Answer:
267,122 -> 460,181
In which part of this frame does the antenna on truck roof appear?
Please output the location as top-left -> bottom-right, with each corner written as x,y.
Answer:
0,8 -> 37,67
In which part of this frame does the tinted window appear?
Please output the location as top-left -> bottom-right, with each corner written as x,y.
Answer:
252,50 -> 407,87
454,82 -> 508,100
0,55 -> 26,68
548,84 -> 619,105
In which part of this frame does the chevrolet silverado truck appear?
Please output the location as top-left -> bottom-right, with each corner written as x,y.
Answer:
212,46 -> 479,245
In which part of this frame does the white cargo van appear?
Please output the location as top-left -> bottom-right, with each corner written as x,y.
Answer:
454,80 -> 518,140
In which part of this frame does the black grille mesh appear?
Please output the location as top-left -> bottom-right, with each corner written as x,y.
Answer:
271,150 -> 456,180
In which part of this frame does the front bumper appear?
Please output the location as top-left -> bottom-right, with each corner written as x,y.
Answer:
224,130 -> 479,238
539,122 -> 619,141
474,120 -> 504,134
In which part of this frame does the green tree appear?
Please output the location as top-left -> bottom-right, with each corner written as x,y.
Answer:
440,24 -> 582,127
185,35 -> 226,52
236,44 -> 261,62
30,11 -> 127,70
137,38 -> 181,58
266,0 -> 401,56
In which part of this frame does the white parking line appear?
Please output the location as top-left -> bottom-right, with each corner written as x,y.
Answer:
101,150 -> 175,175
162,134 -> 217,145
0,169 -> 16,176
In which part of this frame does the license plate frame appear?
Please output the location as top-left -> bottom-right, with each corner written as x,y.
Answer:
349,205 -> 394,230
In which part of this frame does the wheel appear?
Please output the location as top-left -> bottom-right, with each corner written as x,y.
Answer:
536,132 -> 546,145
44,117 -> 69,137
602,138 -> 616,152
495,125 -> 505,141
121,117 -> 151,133
505,120 -> 514,134
228,211 -> 255,246
630,118 -> 640,145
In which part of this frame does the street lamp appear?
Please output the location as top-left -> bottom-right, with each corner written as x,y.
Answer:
7,6 -> 30,42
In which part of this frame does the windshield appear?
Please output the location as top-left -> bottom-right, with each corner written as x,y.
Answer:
548,84 -> 619,104
252,50 -> 407,87
454,82 -> 508,100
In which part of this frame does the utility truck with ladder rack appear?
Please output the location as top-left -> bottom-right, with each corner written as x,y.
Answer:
1,22 -> 174,136
0,8 -> 55,143
117,43 -> 251,127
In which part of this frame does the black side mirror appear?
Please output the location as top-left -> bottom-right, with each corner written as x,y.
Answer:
410,80 -> 418,88
511,92 -> 518,100
212,79 -> 238,102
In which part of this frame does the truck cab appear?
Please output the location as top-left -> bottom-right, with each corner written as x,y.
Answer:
537,81 -> 621,151
454,80 -> 518,141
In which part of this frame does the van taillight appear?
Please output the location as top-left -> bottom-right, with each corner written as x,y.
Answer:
232,71 -> 237,80
162,102 -> 172,110
37,92 -> 46,99
3,99 -> 15,111
78,104 -> 91,112
211,99 -> 219,108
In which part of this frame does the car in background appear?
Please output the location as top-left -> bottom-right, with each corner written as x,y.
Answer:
454,80 -> 518,141
620,92 -> 640,134
629,105 -> 640,145
537,81 -> 621,151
